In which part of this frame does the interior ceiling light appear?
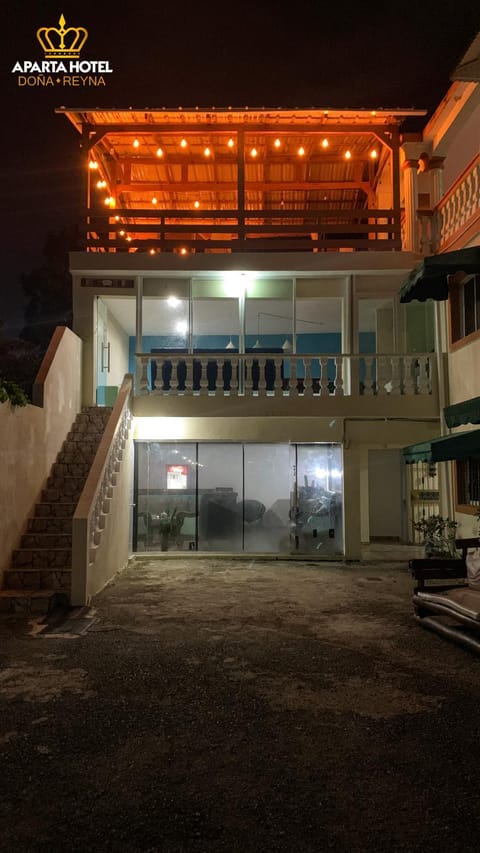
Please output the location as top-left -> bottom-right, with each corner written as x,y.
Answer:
156,147 -> 164,157
88,160 -> 99,170
204,146 -> 211,157
152,196 -> 158,205
180,247 -> 188,254
370,149 -> 378,159
250,147 -> 258,157
321,138 -> 329,148
298,146 -> 305,156
119,230 -> 125,236
227,137 -> 234,148
132,138 -> 140,148
345,150 -> 352,160
180,138 -> 188,148
194,200 -> 200,208
126,236 -> 132,242
167,296 -> 180,307
149,248 -> 156,255
274,138 -> 281,148
114,215 -> 120,221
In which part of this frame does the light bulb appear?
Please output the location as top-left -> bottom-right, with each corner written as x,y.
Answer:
88,160 -> 99,170
152,196 -> 158,205
156,147 -> 164,157
345,150 -> 352,160
194,200 -> 200,208
180,247 -> 187,255
227,137 -> 234,148
250,147 -> 257,157
298,146 -> 305,156
180,138 -> 187,148
321,138 -> 329,148
133,138 -> 140,149
149,248 -> 155,255
370,149 -> 378,159
274,138 -> 281,148
204,146 -> 211,157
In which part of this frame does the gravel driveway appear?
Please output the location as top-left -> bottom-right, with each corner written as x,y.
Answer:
1,557 -> 480,852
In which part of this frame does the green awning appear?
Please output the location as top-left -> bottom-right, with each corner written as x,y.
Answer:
403,428 -> 480,464
399,247 -> 480,304
444,397 -> 480,428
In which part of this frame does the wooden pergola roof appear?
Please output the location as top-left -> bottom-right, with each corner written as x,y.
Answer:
58,107 -> 426,253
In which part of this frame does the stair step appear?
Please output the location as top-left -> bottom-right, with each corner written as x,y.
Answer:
27,517 -> 72,534
35,502 -> 77,518
21,533 -> 72,549
47,473 -> 87,490
4,569 -> 71,591
42,486 -> 83,503
12,548 -> 72,568
51,462 -> 92,478
0,588 -> 59,614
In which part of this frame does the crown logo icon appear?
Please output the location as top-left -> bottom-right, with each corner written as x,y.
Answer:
36,13 -> 88,59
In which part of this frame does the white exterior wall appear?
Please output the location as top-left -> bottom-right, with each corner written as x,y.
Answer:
0,328 -> 82,583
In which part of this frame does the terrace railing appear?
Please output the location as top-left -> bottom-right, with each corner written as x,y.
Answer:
134,352 -> 435,398
85,207 -> 402,253
433,154 -> 480,252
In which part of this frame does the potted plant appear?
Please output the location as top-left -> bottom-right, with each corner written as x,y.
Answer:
413,514 -> 458,558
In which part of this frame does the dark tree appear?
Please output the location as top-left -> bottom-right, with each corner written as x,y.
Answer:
21,225 -> 80,346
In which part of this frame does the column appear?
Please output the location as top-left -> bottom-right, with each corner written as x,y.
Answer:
402,159 -> 419,252
343,444 -> 362,560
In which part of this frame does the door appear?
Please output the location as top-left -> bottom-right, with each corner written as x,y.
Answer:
291,444 -> 344,555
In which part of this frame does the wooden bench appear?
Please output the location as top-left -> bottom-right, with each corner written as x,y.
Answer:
409,537 -> 480,654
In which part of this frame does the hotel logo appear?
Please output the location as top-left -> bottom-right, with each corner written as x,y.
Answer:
11,13 -> 113,88
36,13 -> 88,59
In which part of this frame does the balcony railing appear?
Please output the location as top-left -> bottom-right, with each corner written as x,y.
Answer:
85,207 -> 402,253
134,352 -> 435,398
433,154 -> 480,252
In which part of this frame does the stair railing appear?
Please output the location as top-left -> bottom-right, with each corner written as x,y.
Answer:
72,375 -> 133,606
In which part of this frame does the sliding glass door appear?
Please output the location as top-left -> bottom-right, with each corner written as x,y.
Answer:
133,442 -> 343,555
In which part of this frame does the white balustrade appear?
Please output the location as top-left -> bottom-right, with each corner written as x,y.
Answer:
134,352 -> 435,399
433,156 -> 480,251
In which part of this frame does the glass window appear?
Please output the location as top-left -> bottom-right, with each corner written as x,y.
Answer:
134,443 -> 197,552
197,445 -> 244,551
451,275 -> 480,344
243,444 -> 291,552
294,445 -> 344,554
456,457 -> 480,509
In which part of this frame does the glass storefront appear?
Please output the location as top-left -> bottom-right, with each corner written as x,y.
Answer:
133,442 -> 343,555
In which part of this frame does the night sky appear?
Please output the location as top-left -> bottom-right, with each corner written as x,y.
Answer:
1,0 -> 479,333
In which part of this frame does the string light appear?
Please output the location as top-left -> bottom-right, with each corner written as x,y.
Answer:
96,179 -> 107,189
345,150 -> 352,160
274,138 -> 281,148
298,146 -> 305,157
132,138 -> 140,149
180,247 -> 188,254
149,248 -> 156,255
250,147 -> 258,157
156,147 -> 164,157
88,160 -> 99,170
180,138 -> 187,148
194,200 -> 200,208
321,138 -> 329,149
370,149 -> 378,159
203,146 -> 211,157
126,236 -> 132,242
227,137 -> 234,148
152,196 -> 158,205
119,230 -> 125,236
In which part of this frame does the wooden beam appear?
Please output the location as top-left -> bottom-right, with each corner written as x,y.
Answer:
84,122 -> 400,136
114,181 -> 371,193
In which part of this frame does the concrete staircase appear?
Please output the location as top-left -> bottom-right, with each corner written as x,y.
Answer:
0,407 -> 112,612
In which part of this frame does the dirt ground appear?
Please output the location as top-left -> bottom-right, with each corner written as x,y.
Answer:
1,557 -> 480,852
